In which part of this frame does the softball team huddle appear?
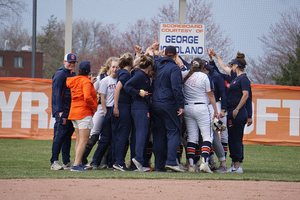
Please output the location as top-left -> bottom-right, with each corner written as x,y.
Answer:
51,39 -> 252,173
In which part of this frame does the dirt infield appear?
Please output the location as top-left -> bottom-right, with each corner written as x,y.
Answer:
1,179 -> 300,200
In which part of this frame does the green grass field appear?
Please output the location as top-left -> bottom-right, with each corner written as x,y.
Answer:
0,139 -> 299,182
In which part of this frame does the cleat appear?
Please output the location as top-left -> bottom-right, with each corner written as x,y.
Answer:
113,164 -> 130,171
62,162 -> 73,170
200,162 -> 213,173
209,162 -> 218,171
227,166 -> 243,173
84,164 -> 93,170
165,165 -> 185,172
188,165 -> 197,173
132,158 -> 143,172
51,161 -> 63,170
215,165 -> 228,173
71,164 -> 88,172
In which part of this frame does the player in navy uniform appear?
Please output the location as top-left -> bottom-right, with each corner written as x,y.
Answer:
50,53 -> 77,170
151,45 -> 185,172
112,52 -> 134,171
209,48 -> 251,173
124,54 -> 153,172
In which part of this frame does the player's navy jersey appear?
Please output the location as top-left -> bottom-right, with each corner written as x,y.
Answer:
117,68 -> 131,104
228,70 -> 251,109
124,68 -> 151,110
208,69 -> 227,110
152,55 -> 185,109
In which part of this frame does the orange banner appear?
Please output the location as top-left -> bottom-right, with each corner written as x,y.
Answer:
244,84 -> 300,146
0,78 -> 300,146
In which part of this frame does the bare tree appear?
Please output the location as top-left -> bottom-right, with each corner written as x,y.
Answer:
72,19 -> 102,56
0,0 -> 27,29
75,24 -> 130,74
247,8 -> 300,84
121,19 -> 153,51
37,15 -> 65,78
0,19 -> 31,50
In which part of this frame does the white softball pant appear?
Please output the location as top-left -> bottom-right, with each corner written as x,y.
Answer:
184,103 -> 213,144
90,104 -> 104,137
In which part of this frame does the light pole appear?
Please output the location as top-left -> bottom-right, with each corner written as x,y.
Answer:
65,0 -> 73,55
179,0 -> 186,23
32,0 -> 37,78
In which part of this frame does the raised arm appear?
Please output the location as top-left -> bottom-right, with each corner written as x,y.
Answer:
207,48 -> 231,76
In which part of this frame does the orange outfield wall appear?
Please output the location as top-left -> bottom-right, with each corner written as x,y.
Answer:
0,78 -> 300,146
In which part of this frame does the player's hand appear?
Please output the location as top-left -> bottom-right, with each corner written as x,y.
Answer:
247,118 -> 253,126
220,110 -> 225,118
89,74 -> 97,83
214,112 -> 219,119
113,107 -> 119,117
177,108 -> 184,116
134,45 -> 142,57
139,89 -> 148,97
232,109 -> 239,119
152,37 -> 158,50
145,47 -> 154,56
155,49 -> 164,57
207,47 -> 212,56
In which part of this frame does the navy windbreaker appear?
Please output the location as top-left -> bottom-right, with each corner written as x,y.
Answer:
51,66 -> 76,117
152,55 -> 184,109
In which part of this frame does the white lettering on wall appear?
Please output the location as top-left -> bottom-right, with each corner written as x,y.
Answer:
256,99 -> 281,135
21,92 -> 48,128
0,91 -> 20,128
49,116 -> 55,129
282,100 -> 300,136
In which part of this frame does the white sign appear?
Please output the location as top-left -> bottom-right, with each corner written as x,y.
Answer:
159,23 -> 205,55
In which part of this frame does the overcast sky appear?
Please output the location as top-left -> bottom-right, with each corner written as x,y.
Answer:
11,0 -> 300,60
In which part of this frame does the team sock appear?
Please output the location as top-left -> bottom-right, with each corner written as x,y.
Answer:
209,146 -> 215,164
201,141 -> 211,163
194,144 -> 201,166
187,142 -> 197,166
176,144 -> 183,164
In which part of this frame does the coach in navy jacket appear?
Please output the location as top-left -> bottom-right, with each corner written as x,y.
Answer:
50,53 -> 77,170
151,46 -> 185,172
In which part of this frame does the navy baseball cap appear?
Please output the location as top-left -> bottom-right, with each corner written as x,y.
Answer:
64,53 -> 78,62
79,61 -> 91,72
231,59 -> 245,68
228,60 -> 234,65
203,60 -> 214,70
165,46 -> 177,56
